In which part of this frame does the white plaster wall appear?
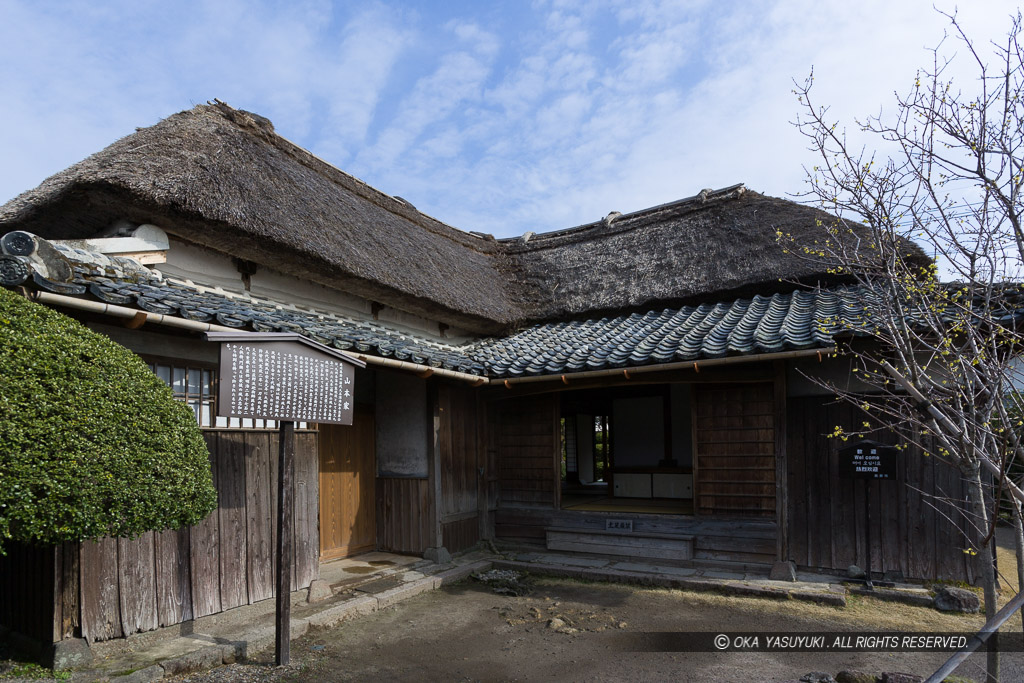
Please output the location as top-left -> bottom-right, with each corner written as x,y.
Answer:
86,321 -> 219,363
156,238 -> 475,344
375,371 -> 428,477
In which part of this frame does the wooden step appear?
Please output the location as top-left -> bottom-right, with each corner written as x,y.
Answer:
545,527 -> 694,561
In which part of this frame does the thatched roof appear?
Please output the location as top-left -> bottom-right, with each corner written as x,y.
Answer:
501,185 -> 928,323
0,102 -> 515,334
0,102 -> 928,333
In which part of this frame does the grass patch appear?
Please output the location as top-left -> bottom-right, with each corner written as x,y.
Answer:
0,662 -> 71,680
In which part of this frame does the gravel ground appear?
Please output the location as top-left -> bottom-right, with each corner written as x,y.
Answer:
162,576 -> 1024,683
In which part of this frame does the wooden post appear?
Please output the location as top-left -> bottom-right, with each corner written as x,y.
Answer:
774,361 -> 789,561
275,420 -> 294,666
864,480 -> 873,590
428,381 -> 443,550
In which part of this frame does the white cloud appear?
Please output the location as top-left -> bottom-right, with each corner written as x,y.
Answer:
1,0 -> 1020,241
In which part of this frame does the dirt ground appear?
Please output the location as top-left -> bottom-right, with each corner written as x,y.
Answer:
169,575 -> 1024,683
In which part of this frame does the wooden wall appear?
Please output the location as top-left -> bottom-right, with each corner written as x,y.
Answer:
376,477 -> 432,554
694,383 -> 776,516
43,429 -> 320,643
495,395 -> 560,508
787,397 -> 980,583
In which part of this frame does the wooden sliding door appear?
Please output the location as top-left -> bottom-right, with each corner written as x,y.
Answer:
319,413 -> 376,559
693,382 -> 776,516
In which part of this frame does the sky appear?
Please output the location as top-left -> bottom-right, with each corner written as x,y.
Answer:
0,0 -> 1018,239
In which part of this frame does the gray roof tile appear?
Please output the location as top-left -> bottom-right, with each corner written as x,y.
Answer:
470,289 -> 863,377
7,239 -> 866,379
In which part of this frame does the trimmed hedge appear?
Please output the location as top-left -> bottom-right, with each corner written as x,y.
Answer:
0,288 -> 217,552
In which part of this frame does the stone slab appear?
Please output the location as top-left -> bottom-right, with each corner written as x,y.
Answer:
52,637 -> 94,671
612,562 -> 697,577
714,582 -> 791,600
770,560 -> 798,582
306,595 -> 379,628
109,664 -> 164,682
513,553 -> 543,562
354,575 -> 405,595
237,619 -> 310,658
699,570 -> 746,580
850,587 -> 933,608
307,579 -> 333,603
435,560 -> 492,586
375,578 -> 436,609
158,645 -> 224,676
526,554 -> 610,568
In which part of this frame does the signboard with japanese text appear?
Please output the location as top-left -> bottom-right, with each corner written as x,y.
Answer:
207,332 -> 364,426
839,440 -> 898,480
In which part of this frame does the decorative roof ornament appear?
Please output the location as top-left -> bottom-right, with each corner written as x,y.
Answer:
602,211 -> 622,227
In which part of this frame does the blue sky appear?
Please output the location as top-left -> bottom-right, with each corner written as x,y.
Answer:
0,0 -> 1016,238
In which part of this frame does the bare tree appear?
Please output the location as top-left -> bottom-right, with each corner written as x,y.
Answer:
787,10 -> 1024,682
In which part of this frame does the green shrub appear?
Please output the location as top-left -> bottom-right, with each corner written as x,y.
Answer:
0,288 -> 217,552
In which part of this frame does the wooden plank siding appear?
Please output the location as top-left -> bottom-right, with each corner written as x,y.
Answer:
376,477 -> 432,554
55,542 -> 79,641
786,396 -> 978,583
495,395 -> 560,509
439,384 -> 484,552
694,383 -> 776,517
154,528 -> 192,627
42,429 -> 320,644
80,537 -> 121,642
117,533 -> 158,635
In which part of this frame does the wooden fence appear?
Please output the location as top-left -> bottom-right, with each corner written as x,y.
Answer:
36,429 -> 319,643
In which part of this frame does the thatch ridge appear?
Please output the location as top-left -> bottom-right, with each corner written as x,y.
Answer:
0,103 -> 515,334
0,103 -> 930,332
500,187 -> 928,324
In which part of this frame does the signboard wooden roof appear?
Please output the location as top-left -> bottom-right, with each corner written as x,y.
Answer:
205,332 -> 365,426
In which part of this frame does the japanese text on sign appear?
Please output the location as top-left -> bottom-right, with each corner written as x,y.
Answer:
219,341 -> 354,425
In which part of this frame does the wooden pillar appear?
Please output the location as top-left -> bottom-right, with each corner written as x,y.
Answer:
476,394 -> 489,541
554,397 -> 563,509
428,381 -> 443,550
275,420 -> 294,666
774,361 -> 789,562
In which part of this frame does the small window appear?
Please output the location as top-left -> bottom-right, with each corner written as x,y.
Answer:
148,362 -> 217,428
147,359 -> 308,430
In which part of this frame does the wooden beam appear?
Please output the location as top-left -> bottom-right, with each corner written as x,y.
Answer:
124,311 -> 148,329
483,364 -> 775,401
